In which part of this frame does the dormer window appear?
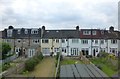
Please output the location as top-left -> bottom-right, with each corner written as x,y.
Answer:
31,29 -> 38,34
83,31 -> 91,35
92,31 -> 96,35
7,29 -> 12,37
56,31 -> 59,32
101,31 -> 104,34
17,30 -> 21,34
25,29 -> 28,34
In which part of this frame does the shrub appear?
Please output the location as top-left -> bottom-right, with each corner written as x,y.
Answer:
25,58 -> 36,71
95,64 -> 103,70
25,53 -> 44,71
38,53 -> 43,60
56,52 -> 60,60
2,63 -> 10,71
86,55 -> 92,58
97,52 -> 109,58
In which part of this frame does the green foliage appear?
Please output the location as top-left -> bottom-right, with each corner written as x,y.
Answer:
37,53 -> 43,60
86,55 -> 92,58
97,52 -> 109,58
56,52 -> 59,60
2,43 -> 11,59
2,62 -> 10,71
90,57 -> 118,76
25,53 -> 44,71
25,58 -> 36,71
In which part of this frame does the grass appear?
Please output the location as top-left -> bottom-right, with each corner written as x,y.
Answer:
60,58 -> 82,65
23,57 -> 56,77
90,57 -> 118,77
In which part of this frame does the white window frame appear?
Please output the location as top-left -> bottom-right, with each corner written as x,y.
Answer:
33,39 -> 39,44
7,29 -> 12,37
72,39 -> 79,43
17,29 -> 21,34
42,39 -> 49,43
81,39 -> 88,44
92,31 -> 96,35
83,31 -> 91,35
111,39 -> 117,44
25,29 -> 28,34
31,29 -> 38,34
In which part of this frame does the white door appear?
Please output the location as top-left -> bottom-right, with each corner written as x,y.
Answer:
42,48 -> 50,56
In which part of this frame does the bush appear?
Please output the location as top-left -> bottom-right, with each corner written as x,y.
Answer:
37,53 -> 43,60
86,55 -> 92,58
2,63 -> 10,71
25,53 -> 44,71
97,52 -> 109,58
56,52 -> 60,60
25,58 -> 36,71
95,64 -> 103,70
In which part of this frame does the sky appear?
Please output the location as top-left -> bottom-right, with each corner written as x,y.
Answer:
0,0 -> 119,31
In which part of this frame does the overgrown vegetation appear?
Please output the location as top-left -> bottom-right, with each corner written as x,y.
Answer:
61,58 -> 82,65
90,52 -> 118,76
2,42 -> 12,59
25,53 -> 43,71
2,62 -> 11,71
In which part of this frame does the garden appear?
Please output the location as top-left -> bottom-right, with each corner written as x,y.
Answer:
89,52 -> 118,77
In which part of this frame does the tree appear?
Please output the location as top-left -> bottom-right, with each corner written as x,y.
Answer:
2,42 -> 11,59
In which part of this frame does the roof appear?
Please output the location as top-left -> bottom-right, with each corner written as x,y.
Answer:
42,30 -> 61,39
61,30 -> 79,38
42,30 -> 80,38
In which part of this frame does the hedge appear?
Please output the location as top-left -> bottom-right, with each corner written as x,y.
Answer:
25,53 -> 43,71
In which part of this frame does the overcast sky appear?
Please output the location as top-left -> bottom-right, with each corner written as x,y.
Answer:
0,0 -> 119,31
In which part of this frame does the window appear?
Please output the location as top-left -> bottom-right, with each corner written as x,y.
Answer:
95,40 -> 98,44
81,48 -> 89,55
83,31 -> 91,35
25,29 -> 28,34
17,30 -> 21,34
42,39 -> 49,43
33,39 -> 39,44
72,39 -> 79,43
56,39 -> 59,43
111,40 -> 117,44
54,48 -> 59,52
62,39 -> 65,43
81,39 -> 88,44
31,29 -> 38,34
7,30 -> 12,37
101,31 -> 104,34
62,48 -> 66,53
17,39 -> 21,43
71,48 -> 79,56
92,31 -> 96,35
6,39 -> 11,43
101,40 -> 104,44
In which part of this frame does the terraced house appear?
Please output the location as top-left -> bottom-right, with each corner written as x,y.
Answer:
1,26 -> 120,58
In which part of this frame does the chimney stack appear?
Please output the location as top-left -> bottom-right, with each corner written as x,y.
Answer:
41,26 -> 45,37
76,26 -> 79,31
109,26 -> 114,32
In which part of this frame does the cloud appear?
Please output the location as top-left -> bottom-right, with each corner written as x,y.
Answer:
1,0 -> 119,31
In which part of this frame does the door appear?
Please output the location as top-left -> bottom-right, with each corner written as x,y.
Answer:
42,48 -> 50,56
93,49 -> 96,56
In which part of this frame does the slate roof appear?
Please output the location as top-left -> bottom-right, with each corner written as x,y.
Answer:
42,29 -> 80,39
61,30 -> 80,38
2,28 -> 41,39
42,30 -> 61,39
